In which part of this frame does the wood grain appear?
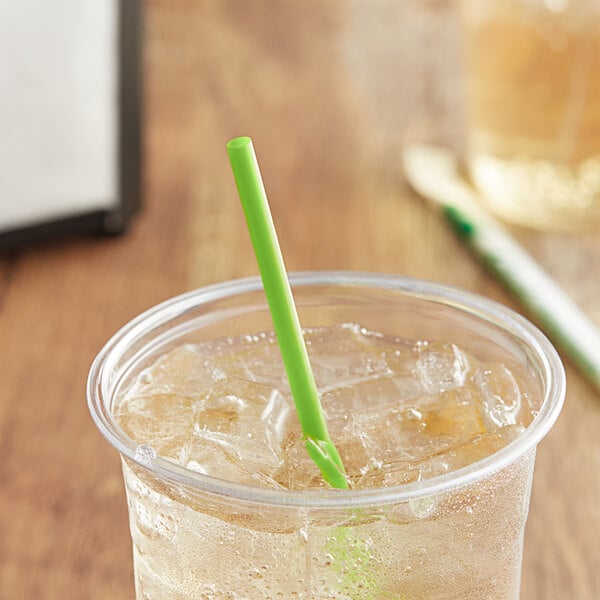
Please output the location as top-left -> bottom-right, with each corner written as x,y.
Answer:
1,1 -> 598,598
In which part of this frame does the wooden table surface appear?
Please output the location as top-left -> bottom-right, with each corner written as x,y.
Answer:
1,2 -> 599,598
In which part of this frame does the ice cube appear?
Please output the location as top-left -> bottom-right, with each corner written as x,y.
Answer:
418,385 -> 487,441
212,334 -> 288,391
273,436 -> 328,490
346,378 -> 493,489
321,373 -> 421,417
115,392 -> 197,461
356,424 -> 524,492
420,425 -> 525,476
127,346 -> 219,398
415,342 -> 470,394
186,378 -> 294,485
473,365 -> 522,429
305,324 -> 394,392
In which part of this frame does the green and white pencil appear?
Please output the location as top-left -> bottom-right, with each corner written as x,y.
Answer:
403,144 -> 600,393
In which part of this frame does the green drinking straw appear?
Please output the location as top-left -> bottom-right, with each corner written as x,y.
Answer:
226,136 -> 348,489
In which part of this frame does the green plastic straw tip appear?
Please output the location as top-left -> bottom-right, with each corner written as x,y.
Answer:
226,136 -> 348,489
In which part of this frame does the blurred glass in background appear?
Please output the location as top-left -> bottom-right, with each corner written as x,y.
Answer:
461,0 -> 600,230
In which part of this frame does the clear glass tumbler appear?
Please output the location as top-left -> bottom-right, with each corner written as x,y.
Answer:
461,0 -> 600,230
88,272 -> 565,599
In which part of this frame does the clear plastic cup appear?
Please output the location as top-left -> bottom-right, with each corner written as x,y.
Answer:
87,272 -> 565,599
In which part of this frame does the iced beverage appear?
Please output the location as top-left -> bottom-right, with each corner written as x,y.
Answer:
88,273 -> 565,599
461,0 -> 600,230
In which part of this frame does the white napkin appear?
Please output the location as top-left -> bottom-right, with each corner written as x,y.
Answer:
0,0 -> 118,230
